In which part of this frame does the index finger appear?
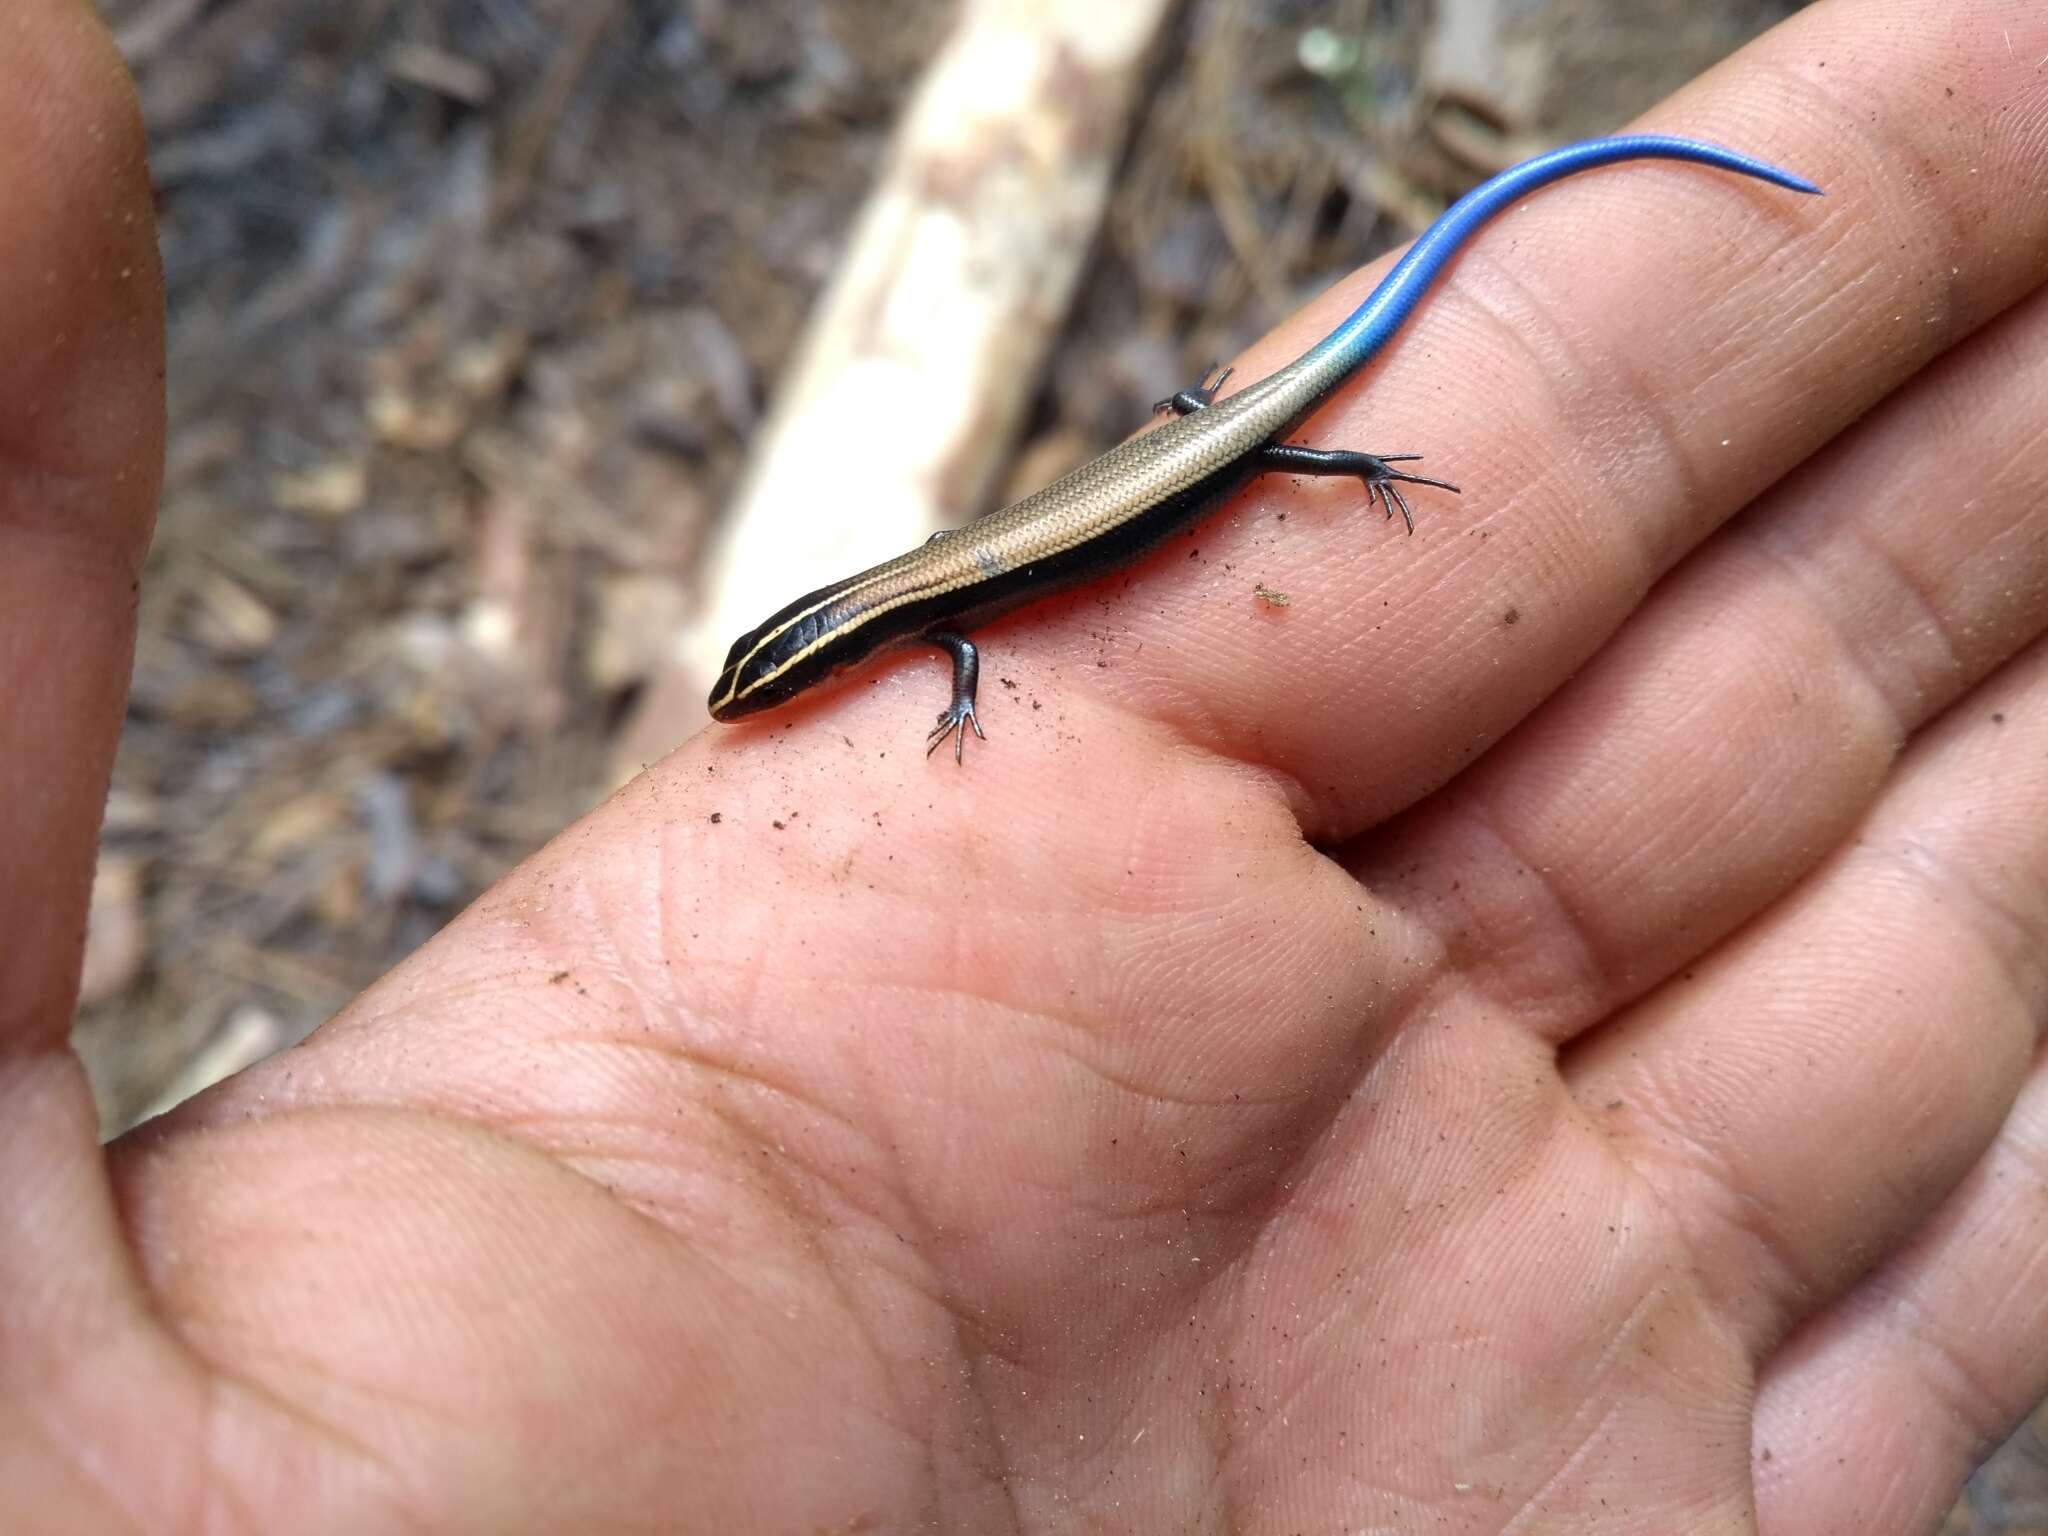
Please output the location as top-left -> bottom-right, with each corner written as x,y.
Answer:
976,0 -> 2048,836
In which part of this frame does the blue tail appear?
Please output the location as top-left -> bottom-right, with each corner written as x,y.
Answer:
1321,135 -> 1820,372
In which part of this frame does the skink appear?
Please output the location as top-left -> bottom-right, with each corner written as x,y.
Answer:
709,134 -> 1819,760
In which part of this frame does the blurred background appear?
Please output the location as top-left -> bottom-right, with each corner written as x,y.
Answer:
77,1 -> 2042,1523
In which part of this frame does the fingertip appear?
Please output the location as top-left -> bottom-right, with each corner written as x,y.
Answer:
0,0 -> 164,529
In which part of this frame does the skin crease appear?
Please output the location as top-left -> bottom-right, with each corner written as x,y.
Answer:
2,0 -> 2046,1531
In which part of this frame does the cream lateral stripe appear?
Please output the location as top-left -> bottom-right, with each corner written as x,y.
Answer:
726,556 -> 987,704
723,384 -> 1293,707
718,529 -> 974,704
720,560 -> 924,704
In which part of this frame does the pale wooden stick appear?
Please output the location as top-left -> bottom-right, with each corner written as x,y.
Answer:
612,0 -> 1176,778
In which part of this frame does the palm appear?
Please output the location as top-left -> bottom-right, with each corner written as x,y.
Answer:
10,1 -> 2048,1532
138,696 -> 1767,1531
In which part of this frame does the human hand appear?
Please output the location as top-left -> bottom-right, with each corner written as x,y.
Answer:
9,0 -> 2048,1530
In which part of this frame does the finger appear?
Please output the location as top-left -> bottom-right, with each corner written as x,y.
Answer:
922,0 -> 2048,839
1568,633 -> 2048,1353
1752,1048 -> 2048,1535
0,0 -> 173,1493
1351,270 -> 2048,1040
0,0 -> 164,1057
